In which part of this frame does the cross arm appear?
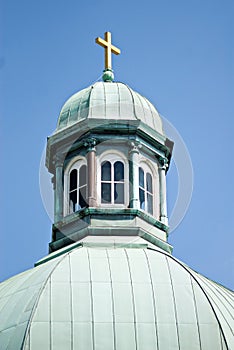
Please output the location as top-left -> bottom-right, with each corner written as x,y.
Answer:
95,37 -> 121,55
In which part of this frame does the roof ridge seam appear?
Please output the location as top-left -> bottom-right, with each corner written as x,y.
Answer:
163,249 -> 230,348
195,275 -> 234,331
116,82 -> 120,118
142,95 -> 156,128
124,83 -> 138,120
124,248 -> 138,348
21,254 -> 70,347
143,249 -> 160,348
88,83 -> 95,118
189,273 -> 203,348
165,255 -> 181,347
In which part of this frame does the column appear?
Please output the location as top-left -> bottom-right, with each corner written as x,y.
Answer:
129,141 -> 141,209
84,138 -> 97,207
159,157 -> 168,226
54,154 -> 64,223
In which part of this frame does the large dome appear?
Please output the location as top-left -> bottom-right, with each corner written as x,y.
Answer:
0,243 -> 233,350
56,82 -> 164,135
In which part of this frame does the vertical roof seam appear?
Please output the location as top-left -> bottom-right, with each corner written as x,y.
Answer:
142,95 -> 156,129
22,255 -> 69,349
198,274 -> 234,308
143,249 -> 159,349
106,249 -> 117,350
117,83 -> 120,118
219,327 -> 226,350
67,101 -> 72,127
195,276 -> 234,335
89,84 -> 95,118
68,254 -> 74,350
133,91 -> 146,122
49,276 -> 52,349
76,89 -> 84,121
165,256 -> 181,350
87,248 -> 95,350
189,274 -> 203,349
124,84 -> 137,120
148,246 -> 231,350
103,82 -> 107,119
124,249 -> 138,350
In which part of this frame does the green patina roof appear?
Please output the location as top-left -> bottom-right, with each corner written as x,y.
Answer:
0,243 -> 233,350
56,82 -> 164,135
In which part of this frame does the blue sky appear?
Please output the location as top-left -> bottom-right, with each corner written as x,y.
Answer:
1,0 -> 234,289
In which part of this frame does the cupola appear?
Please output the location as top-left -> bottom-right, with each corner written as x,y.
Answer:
46,32 -> 173,254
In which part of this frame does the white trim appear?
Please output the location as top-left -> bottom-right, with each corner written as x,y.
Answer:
97,150 -> 129,207
64,156 -> 87,216
138,159 -> 158,217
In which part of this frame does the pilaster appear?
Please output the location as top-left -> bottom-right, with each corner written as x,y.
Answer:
84,138 -> 97,207
53,154 -> 64,223
129,141 -> 141,209
159,157 -> 168,226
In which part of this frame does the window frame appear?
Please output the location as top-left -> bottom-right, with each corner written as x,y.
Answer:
138,162 -> 155,216
64,157 -> 88,216
97,151 -> 128,207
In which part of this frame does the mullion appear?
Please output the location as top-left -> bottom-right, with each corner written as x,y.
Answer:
111,163 -> 114,204
145,172 -> 153,214
144,172 -> 148,212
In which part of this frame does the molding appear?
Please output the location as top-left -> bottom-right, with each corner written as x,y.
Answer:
46,119 -> 171,173
49,226 -> 172,255
53,207 -> 169,233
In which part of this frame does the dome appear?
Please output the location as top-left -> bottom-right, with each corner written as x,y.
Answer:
56,82 -> 164,135
0,243 -> 233,350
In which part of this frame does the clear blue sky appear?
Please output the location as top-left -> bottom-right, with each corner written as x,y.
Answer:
1,0 -> 233,289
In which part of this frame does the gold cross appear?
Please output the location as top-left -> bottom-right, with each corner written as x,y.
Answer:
95,32 -> 121,70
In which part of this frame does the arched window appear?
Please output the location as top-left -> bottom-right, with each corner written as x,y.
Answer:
101,160 -> 124,204
139,167 -> 153,215
68,164 -> 87,213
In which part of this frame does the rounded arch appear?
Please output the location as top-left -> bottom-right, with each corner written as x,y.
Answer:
138,155 -> 159,179
64,155 -> 87,175
98,149 -> 128,167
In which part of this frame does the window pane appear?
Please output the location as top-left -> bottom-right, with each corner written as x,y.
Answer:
69,190 -> 77,212
114,161 -> 124,181
79,165 -> 87,187
101,183 -> 111,203
79,185 -> 87,209
146,173 -> 152,193
139,167 -> 144,188
147,193 -> 153,215
101,161 -> 111,181
139,188 -> 145,210
70,169 -> 77,191
114,183 -> 124,204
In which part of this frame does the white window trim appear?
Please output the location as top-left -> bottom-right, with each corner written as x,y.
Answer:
138,160 -> 157,216
64,156 -> 87,216
97,150 -> 128,207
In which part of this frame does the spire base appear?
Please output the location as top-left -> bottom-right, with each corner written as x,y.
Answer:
102,69 -> 114,82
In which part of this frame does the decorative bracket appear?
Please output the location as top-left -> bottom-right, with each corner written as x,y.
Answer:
128,140 -> 142,154
159,156 -> 169,170
83,138 -> 97,152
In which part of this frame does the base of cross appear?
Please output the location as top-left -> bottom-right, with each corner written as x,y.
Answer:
102,68 -> 114,82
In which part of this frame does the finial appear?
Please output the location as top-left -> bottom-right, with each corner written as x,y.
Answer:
95,32 -> 121,82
